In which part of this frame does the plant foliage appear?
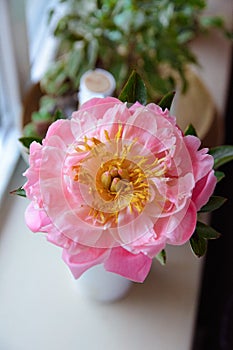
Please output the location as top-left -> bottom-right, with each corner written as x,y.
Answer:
41,0 -> 226,101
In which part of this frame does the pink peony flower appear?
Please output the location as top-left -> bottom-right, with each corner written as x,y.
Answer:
23,97 -> 217,282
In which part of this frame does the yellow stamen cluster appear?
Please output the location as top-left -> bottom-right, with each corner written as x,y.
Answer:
72,126 -> 166,225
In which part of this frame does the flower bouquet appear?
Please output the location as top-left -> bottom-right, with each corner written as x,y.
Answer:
14,72 -> 233,292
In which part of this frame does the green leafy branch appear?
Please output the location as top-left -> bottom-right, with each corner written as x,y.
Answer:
43,0 -> 229,101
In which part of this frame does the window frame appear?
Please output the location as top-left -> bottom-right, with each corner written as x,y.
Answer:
0,0 -> 22,204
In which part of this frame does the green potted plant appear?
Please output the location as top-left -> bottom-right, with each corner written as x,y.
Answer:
43,0 -> 227,99
21,0 -> 228,144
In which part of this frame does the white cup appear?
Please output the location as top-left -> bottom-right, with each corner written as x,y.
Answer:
78,68 -> 116,105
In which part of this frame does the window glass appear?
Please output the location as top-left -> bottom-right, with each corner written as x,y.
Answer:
0,73 -> 20,203
0,0 -> 58,201
0,0 -> 21,203
26,0 -> 59,82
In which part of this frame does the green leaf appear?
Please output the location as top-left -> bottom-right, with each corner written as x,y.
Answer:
199,196 -> 227,213
190,221 -> 221,257
97,0 -> 102,9
22,122 -> 40,138
40,95 -> 57,112
184,123 -> 198,136
214,170 -> 225,183
209,145 -> 233,169
32,111 -> 52,122
19,136 -> 43,149
155,249 -> 166,265
196,221 -> 221,240
47,9 -> 55,25
190,232 -> 207,258
10,187 -> 26,198
53,109 -> 66,121
200,16 -> 224,29
118,71 -> 147,105
158,91 -> 175,111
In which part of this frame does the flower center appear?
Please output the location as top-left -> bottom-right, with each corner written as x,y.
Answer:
72,126 -> 166,225
95,158 -> 149,214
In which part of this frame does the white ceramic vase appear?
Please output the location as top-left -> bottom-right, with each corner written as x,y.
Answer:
75,264 -> 132,302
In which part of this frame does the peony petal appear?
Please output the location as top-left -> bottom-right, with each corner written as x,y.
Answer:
78,96 -> 121,111
70,110 -> 98,139
72,97 -> 122,129
125,107 -> 158,145
126,228 -> 166,259
100,103 -> 131,137
166,200 -> 197,245
117,209 -> 155,246
45,119 -> 74,145
184,135 -> 214,182
23,141 -> 43,200
62,247 -> 109,279
25,202 -> 51,233
104,247 -> 152,282
192,170 -> 217,210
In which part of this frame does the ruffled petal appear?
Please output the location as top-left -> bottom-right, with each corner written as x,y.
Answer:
45,119 -> 74,145
192,170 -> 217,210
25,202 -> 51,233
184,135 -> 214,182
23,141 -> 43,200
166,200 -> 197,245
104,247 -> 152,282
62,247 -> 109,279
117,209 -> 155,246
78,96 -> 121,111
72,97 -> 122,123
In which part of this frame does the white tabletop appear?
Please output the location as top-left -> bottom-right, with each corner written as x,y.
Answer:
0,1 -> 232,349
